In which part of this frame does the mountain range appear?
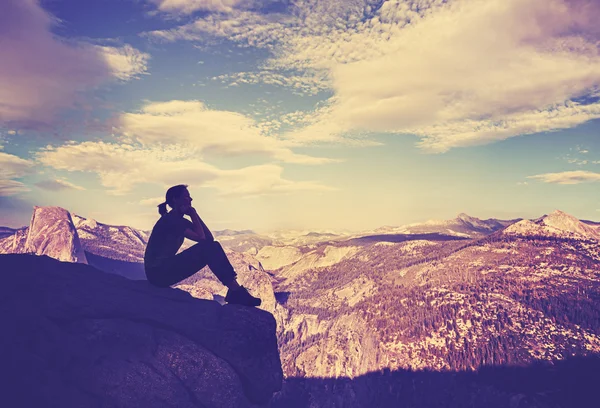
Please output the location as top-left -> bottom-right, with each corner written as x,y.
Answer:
1,206 -> 599,407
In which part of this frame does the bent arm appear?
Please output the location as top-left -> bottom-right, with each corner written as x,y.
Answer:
184,228 -> 205,242
187,210 -> 214,241
200,218 -> 214,241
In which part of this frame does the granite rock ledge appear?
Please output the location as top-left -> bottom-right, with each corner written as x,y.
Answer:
0,254 -> 283,408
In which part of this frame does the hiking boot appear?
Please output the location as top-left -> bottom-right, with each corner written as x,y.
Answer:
225,286 -> 261,307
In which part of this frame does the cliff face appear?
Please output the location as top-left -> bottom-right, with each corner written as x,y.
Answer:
0,254 -> 283,407
0,226 -> 27,253
23,206 -> 87,263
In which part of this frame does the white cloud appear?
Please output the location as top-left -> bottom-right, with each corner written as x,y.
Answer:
35,141 -> 212,195
202,163 -> 338,198
117,99 -> 340,164
561,144 -> 596,166
0,152 -> 35,179
0,152 -> 32,198
149,0 -> 248,14
576,145 -> 590,154
566,158 -> 588,165
212,70 -> 330,96
527,170 -> 600,184
145,0 -> 600,151
140,196 -> 165,206
0,0 -> 149,128
277,100 -> 383,146
95,44 -> 151,81
409,101 -> 600,153
144,9 -> 286,46
34,178 -> 86,191
34,140 -> 336,197
0,180 -> 30,196
310,0 -> 600,150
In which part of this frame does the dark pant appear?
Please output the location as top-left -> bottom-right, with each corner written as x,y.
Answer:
145,240 -> 237,288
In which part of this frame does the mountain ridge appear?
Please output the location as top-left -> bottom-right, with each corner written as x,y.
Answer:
503,210 -> 600,241
3,209 -> 598,245
1,206 -> 599,406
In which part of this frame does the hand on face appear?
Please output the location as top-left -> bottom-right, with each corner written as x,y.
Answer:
183,205 -> 196,215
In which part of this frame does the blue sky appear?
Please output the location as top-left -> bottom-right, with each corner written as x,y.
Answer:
1,0 -> 599,232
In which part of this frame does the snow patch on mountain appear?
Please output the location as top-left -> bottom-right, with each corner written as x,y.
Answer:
262,229 -> 350,246
77,230 -> 97,240
400,240 -> 437,255
72,214 -> 98,230
374,242 -> 397,247
278,245 -> 361,282
503,210 -> 599,240
541,210 -> 599,238
334,277 -> 377,307
503,219 -> 562,237
71,213 -> 150,261
369,213 -> 516,238
445,229 -> 471,238
256,246 -> 304,271
371,226 -> 411,235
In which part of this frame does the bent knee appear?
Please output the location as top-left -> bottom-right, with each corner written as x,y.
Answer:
202,239 -> 220,248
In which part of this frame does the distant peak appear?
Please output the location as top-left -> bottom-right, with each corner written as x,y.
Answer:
549,209 -> 567,216
545,210 -> 577,220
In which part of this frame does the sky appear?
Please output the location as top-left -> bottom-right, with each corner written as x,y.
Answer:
1,0 -> 600,233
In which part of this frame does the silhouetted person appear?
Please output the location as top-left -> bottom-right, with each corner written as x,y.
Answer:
144,184 -> 261,307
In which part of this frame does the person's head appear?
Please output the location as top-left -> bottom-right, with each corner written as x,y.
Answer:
157,184 -> 192,215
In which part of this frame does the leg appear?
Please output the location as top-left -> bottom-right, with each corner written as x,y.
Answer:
146,240 -> 236,288
147,240 -> 260,306
200,240 -> 238,286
